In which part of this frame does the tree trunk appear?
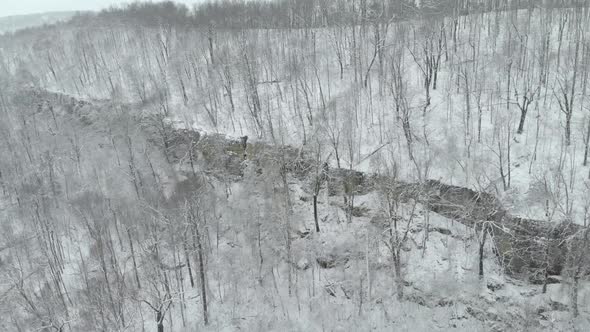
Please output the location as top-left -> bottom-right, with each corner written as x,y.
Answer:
542,269 -> 549,294
517,109 -> 527,134
566,113 -> 572,146
313,195 -> 320,232
183,238 -> 195,288
479,226 -> 488,279
127,228 -> 141,289
208,26 -> 215,66
156,311 -> 164,332
394,255 -> 403,301
583,118 -> 590,166
572,266 -> 580,317
194,224 -> 208,325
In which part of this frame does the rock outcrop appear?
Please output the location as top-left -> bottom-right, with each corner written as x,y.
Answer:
163,124 -> 583,282
30,88 -> 584,283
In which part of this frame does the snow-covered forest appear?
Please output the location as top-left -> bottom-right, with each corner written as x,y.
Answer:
1,0 -> 590,331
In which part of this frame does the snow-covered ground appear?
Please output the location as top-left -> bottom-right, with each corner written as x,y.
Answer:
2,4 -> 590,332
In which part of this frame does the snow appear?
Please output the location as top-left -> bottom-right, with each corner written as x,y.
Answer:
2,5 -> 590,332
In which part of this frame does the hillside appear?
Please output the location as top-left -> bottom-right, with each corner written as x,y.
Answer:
1,1 -> 590,331
0,11 -> 77,34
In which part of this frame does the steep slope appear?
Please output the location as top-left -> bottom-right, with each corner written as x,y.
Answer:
2,2 -> 590,331
1,86 -> 587,331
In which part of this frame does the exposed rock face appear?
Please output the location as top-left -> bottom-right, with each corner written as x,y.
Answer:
316,254 -> 349,269
161,125 -> 584,282
494,218 -> 578,282
27,89 -> 581,283
326,168 -> 375,196
414,180 -> 580,281
420,180 -> 506,223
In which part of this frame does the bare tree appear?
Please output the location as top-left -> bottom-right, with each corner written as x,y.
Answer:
554,14 -> 582,146
376,158 -> 417,301
186,199 -> 209,325
512,75 -> 540,134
